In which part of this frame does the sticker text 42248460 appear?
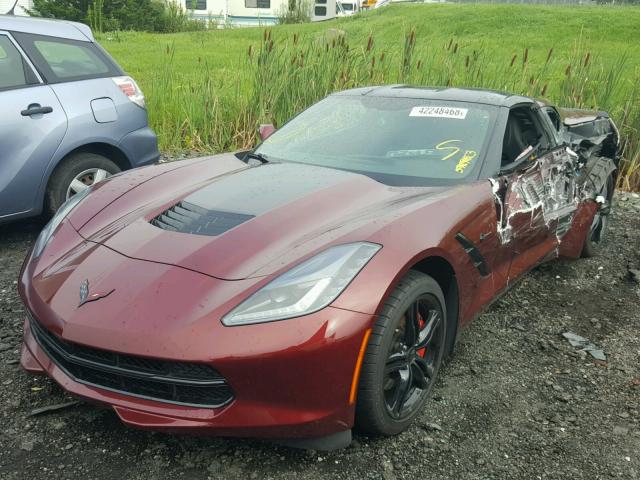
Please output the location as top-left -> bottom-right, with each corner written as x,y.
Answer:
409,106 -> 469,120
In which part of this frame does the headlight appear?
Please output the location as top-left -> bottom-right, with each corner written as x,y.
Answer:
33,189 -> 91,258
222,242 -> 381,326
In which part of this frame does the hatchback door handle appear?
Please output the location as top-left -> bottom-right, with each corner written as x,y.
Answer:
21,104 -> 53,116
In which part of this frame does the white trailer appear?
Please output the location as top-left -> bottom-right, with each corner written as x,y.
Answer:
311,0 -> 337,21
0,0 -> 33,16
177,0 -> 337,26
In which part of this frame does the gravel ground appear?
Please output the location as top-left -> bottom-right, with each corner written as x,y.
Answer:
0,193 -> 639,480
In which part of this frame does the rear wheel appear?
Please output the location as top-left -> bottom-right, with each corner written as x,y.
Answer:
45,153 -> 120,217
582,174 -> 614,258
355,270 -> 447,436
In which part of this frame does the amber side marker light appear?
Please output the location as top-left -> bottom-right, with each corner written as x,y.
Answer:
349,328 -> 372,405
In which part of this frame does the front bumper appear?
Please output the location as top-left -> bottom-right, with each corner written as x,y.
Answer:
20,292 -> 374,440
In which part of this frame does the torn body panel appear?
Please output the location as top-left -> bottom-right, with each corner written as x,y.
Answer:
489,115 -> 618,272
493,147 -> 577,245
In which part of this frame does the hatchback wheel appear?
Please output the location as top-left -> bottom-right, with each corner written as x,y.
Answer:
45,153 -> 121,216
355,270 -> 447,435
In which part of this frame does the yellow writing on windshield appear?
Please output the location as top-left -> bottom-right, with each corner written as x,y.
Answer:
435,139 -> 462,161
455,150 -> 477,174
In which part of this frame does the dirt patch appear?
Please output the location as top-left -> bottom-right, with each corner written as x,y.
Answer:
1,195 -> 639,480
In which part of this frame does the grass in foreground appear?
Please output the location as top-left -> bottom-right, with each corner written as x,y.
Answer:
100,4 -> 640,190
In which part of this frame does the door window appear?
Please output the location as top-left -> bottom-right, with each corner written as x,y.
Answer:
0,35 -> 34,89
543,107 -> 561,132
501,105 -> 550,167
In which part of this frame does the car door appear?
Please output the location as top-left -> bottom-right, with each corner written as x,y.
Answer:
535,107 -> 580,242
494,105 -> 560,284
0,32 -> 67,220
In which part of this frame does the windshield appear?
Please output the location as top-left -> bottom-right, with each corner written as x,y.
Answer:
255,95 -> 497,186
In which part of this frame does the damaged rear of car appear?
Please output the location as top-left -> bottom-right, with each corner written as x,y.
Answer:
490,96 -> 620,262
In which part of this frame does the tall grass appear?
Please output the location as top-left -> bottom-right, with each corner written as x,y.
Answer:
145,29 -> 640,190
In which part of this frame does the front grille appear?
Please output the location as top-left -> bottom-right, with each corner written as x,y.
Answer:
29,316 -> 234,408
150,201 -> 254,236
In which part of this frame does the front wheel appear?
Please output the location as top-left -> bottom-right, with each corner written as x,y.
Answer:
355,270 -> 447,436
45,153 -> 121,217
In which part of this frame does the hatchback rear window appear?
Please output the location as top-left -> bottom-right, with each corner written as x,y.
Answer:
13,33 -> 122,83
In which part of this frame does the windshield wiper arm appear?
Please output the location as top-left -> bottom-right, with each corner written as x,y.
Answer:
244,152 -> 270,165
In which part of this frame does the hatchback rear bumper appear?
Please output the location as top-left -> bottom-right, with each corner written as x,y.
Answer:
119,126 -> 159,167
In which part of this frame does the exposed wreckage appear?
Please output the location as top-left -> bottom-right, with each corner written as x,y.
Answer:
491,102 -> 619,250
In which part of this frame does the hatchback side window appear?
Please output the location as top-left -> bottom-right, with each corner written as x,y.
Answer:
0,35 -> 34,89
34,39 -> 109,79
13,33 -> 121,83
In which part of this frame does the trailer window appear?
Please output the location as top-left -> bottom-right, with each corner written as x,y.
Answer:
245,0 -> 270,7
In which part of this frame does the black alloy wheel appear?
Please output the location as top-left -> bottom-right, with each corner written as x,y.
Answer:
383,295 -> 444,419
355,270 -> 447,435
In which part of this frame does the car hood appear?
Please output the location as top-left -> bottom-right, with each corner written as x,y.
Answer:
72,154 -> 448,280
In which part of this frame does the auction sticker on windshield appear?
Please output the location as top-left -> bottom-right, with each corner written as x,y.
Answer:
410,106 -> 468,119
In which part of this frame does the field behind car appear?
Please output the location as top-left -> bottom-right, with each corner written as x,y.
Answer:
100,4 -> 640,189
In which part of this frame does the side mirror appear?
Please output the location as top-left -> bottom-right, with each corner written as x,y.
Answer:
258,124 -> 275,141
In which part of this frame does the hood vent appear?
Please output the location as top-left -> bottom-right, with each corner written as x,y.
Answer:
150,201 -> 254,236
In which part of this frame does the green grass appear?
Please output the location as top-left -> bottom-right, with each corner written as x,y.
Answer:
98,4 -> 640,190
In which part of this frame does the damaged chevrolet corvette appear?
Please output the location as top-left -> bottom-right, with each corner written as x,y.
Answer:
19,86 -> 620,450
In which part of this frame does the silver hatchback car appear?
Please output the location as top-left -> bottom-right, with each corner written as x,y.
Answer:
0,15 -> 159,224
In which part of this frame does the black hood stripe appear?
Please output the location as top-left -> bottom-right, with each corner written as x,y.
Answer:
151,163 -> 357,236
182,163 -> 353,216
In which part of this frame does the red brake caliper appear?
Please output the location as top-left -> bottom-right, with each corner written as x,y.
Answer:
417,311 -> 426,358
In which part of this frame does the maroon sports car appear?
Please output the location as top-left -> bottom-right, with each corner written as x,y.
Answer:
20,87 -> 620,450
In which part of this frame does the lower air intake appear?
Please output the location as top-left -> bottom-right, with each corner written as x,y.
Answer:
29,315 -> 234,408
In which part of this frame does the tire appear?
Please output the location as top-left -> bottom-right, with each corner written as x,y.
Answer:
355,270 -> 447,436
581,174 -> 614,258
45,153 -> 121,217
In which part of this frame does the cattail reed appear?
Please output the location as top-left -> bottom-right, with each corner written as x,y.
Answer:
366,35 -> 374,52
145,23 -> 638,191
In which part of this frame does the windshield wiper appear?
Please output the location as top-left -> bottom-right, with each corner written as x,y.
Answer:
244,152 -> 270,165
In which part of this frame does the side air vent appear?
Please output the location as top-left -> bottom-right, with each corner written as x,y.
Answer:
455,233 -> 490,277
150,201 -> 254,236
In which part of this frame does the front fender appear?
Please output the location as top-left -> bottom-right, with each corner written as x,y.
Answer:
332,181 -> 497,326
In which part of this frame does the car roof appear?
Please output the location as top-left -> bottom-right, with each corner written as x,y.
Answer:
333,85 -> 534,108
0,14 -> 94,42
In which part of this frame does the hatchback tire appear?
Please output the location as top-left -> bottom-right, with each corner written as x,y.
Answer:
355,270 -> 447,436
45,153 -> 121,216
